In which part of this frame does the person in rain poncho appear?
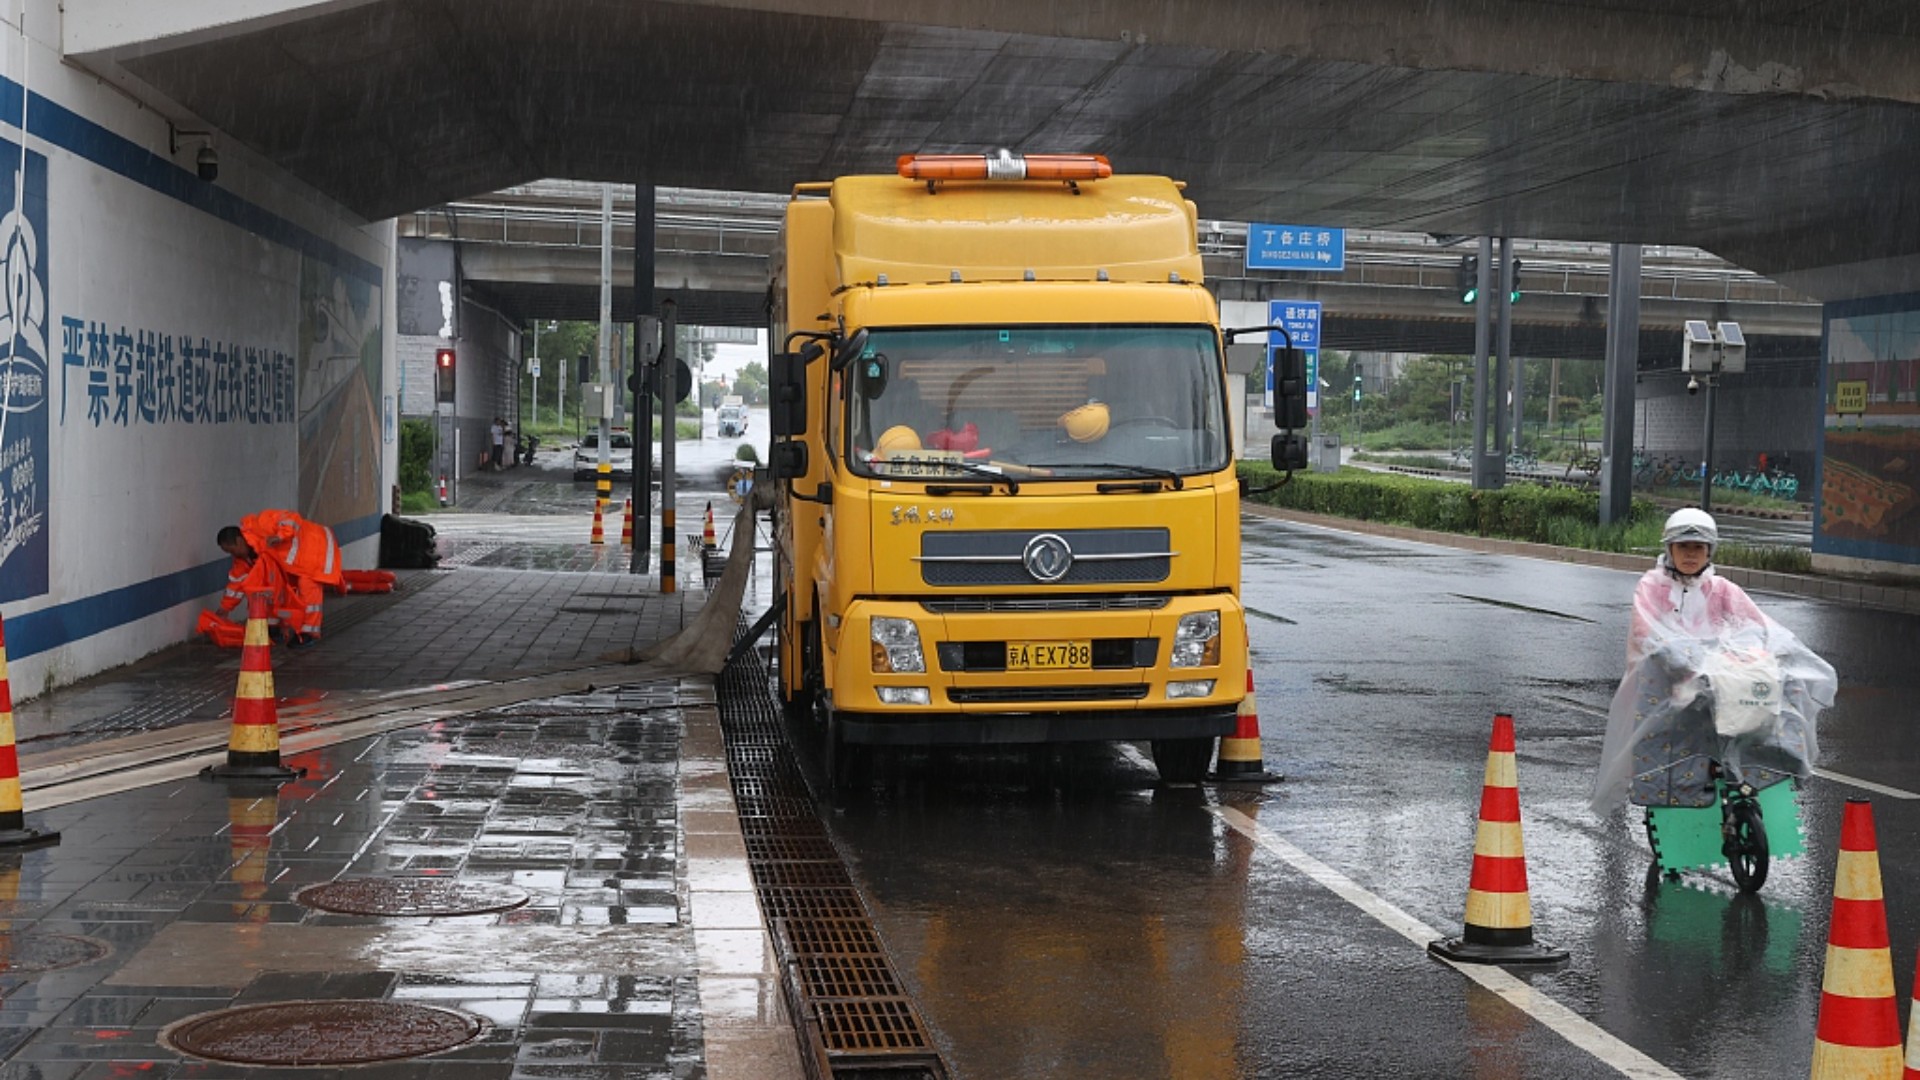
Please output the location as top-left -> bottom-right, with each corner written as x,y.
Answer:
1590,508 -> 1837,815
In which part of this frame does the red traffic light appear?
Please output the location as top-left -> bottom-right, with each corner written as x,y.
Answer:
435,348 -> 455,369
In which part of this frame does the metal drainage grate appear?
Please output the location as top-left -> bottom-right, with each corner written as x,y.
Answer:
719,645 -> 947,1080
745,834 -> 843,863
0,933 -> 109,973
295,879 -> 530,917
810,998 -> 936,1055
792,953 -> 905,999
756,886 -> 868,921
164,1000 -> 485,1065
752,861 -> 855,890
775,917 -> 886,958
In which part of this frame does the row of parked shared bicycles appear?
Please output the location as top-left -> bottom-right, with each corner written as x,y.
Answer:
1630,454 -> 1802,501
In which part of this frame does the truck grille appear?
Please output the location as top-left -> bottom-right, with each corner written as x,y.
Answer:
948,684 -> 1149,704
918,529 -> 1172,587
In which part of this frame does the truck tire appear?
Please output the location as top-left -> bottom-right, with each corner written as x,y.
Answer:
1150,738 -> 1214,784
823,702 -> 870,800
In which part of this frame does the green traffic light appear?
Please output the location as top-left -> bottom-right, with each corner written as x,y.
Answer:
1461,287 -> 1478,304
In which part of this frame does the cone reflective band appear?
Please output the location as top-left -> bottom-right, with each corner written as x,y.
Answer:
1428,713 -> 1565,965
621,498 -> 634,547
896,151 -> 1112,182
1811,799 -> 1902,1079
0,616 -> 56,848
590,501 -> 605,545
203,593 -> 301,782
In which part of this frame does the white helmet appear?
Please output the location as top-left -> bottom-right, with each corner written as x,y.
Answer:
1661,507 -> 1718,548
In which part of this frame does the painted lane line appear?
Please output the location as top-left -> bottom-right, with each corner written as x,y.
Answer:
1211,806 -> 1681,1080
1810,768 -> 1920,800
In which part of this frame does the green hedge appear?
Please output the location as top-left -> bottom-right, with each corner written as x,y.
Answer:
1238,463 -> 1661,552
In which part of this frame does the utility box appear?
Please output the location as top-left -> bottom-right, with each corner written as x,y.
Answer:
581,382 -> 608,420
1316,435 -> 1342,473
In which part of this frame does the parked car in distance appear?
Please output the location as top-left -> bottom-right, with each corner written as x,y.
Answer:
573,430 -> 635,480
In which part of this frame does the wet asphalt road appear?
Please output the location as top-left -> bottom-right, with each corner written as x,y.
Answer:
804,513 -> 1920,1079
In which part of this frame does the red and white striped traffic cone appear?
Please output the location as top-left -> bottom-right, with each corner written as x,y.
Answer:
0,616 -> 56,849
703,501 -> 716,548
1811,798 -> 1903,1079
621,498 -> 635,547
1212,656 -> 1281,782
589,500 -> 606,546
1428,713 -> 1565,965
1903,937 -> 1920,1080
202,592 -> 302,782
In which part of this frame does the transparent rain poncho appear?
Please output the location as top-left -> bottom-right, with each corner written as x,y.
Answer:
1590,560 -> 1837,814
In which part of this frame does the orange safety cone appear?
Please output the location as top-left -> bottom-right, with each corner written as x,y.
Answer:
1212,656 -> 1282,782
1428,713 -> 1565,965
0,616 -> 57,849
620,498 -> 635,547
202,592 -> 303,783
1811,798 -> 1903,1078
589,500 -> 606,545
702,501 -> 716,548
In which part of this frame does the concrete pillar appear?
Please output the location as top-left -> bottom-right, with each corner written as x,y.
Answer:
1599,245 -> 1642,525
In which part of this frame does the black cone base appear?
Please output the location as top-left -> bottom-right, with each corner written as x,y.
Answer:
1427,935 -> 1568,966
202,762 -> 304,783
0,825 -> 59,850
1211,761 -> 1285,783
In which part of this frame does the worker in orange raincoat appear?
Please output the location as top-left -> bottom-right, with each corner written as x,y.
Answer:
214,509 -> 344,649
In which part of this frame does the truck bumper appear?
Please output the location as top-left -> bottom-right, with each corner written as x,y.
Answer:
834,705 -> 1236,747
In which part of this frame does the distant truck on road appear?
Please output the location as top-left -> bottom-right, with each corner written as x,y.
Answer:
717,396 -> 749,437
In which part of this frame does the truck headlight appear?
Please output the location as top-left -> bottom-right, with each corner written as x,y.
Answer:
871,617 -> 926,674
877,687 -> 931,705
1170,610 -> 1221,668
1166,679 -> 1215,699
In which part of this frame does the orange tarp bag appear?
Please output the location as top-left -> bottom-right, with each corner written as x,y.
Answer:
330,569 -> 397,595
195,610 -> 246,648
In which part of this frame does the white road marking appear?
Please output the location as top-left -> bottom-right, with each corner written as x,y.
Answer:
1212,805 -> 1682,1080
1810,768 -> 1920,800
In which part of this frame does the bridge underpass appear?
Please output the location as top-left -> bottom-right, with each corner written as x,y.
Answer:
9,0 -> 1919,716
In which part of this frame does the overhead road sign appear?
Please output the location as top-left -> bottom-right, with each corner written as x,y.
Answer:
1247,224 -> 1345,272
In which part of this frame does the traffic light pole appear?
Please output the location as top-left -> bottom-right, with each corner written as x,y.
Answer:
1597,244 -> 1642,526
1470,236 -> 1496,490
631,183 -> 656,575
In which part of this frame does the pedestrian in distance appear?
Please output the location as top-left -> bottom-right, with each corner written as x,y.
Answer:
212,509 -> 345,650
489,416 -> 507,471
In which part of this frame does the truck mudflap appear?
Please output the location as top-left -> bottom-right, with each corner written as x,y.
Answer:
834,706 -> 1237,747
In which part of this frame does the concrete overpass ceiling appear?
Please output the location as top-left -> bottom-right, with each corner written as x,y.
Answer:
89,0 -> 1920,294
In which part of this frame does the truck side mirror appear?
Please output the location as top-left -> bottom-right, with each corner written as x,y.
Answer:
1271,432 -> 1309,472
1273,345 -> 1308,431
771,441 -> 809,480
770,345 -> 817,438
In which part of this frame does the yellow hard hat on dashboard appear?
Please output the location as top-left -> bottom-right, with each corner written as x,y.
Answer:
876,424 -> 922,454
1061,402 -> 1109,443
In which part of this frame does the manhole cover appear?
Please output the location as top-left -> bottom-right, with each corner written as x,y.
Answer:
0,933 -> 108,973
295,879 -> 530,917
165,1000 -> 484,1065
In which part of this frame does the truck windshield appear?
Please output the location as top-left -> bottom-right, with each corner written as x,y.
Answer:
846,326 -> 1229,482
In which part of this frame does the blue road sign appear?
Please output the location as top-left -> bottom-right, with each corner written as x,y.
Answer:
1265,300 -> 1322,415
1247,224 -> 1346,272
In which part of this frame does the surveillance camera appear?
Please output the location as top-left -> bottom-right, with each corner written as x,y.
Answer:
196,146 -> 218,183
1687,376 -> 1700,395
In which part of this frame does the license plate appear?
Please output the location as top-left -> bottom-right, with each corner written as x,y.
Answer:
1007,640 -> 1092,670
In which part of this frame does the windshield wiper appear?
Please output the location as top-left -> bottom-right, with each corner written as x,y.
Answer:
1023,462 -> 1184,490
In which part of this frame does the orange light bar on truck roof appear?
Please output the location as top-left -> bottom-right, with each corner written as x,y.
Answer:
897,151 -> 1113,182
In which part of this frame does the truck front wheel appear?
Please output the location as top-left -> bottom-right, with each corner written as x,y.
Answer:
1150,738 -> 1215,784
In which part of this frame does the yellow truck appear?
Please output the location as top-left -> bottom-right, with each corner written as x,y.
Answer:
767,151 -> 1309,791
